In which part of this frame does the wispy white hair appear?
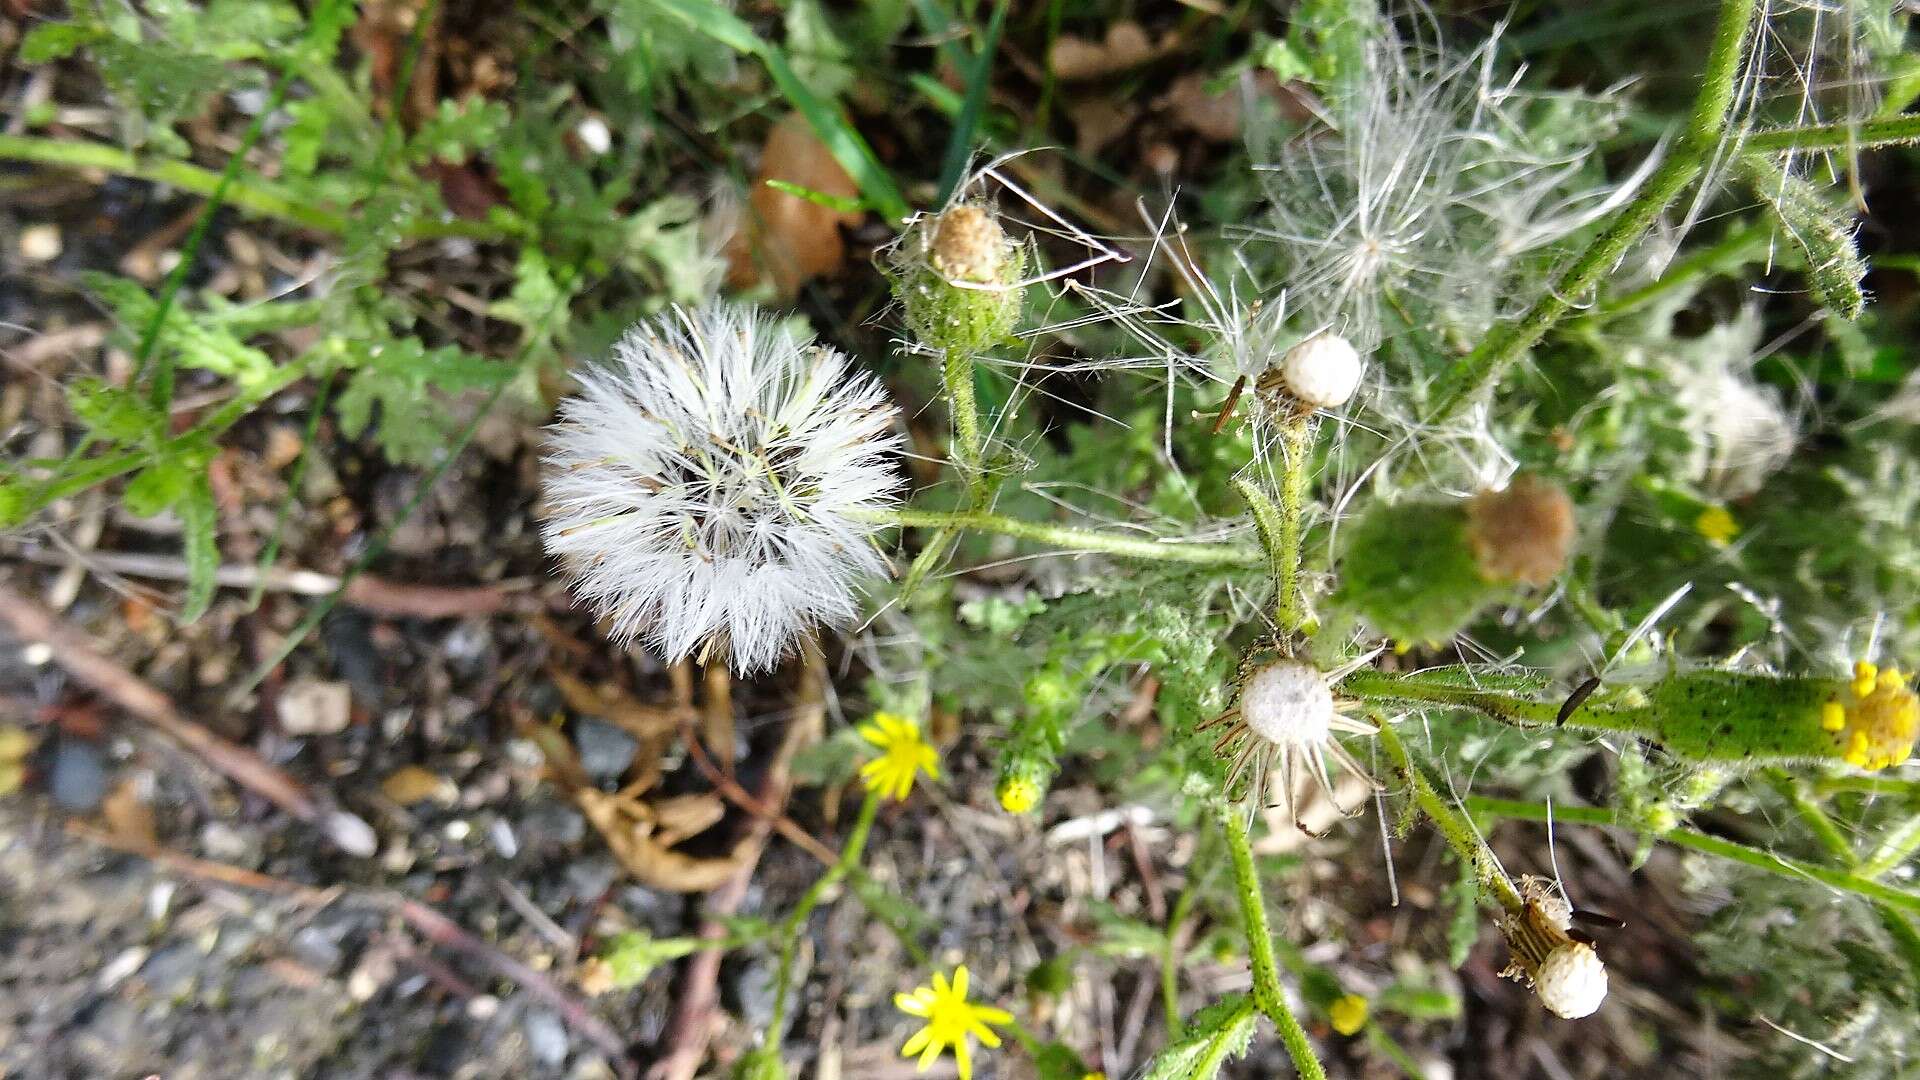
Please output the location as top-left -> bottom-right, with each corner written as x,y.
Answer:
540,305 -> 903,673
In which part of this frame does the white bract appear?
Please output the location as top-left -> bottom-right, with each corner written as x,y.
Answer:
1278,333 -> 1364,411
540,305 -> 902,674
1535,942 -> 1609,1020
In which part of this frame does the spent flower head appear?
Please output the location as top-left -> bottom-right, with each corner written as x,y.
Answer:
1199,653 -> 1383,831
859,711 -> 939,801
893,964 -> 1012,1080
540,304 -> 902,674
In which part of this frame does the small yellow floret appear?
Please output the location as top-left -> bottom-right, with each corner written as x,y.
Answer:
1832,661 -> 1919,772
1694,506 -> 1739,546
996,776 -> 1041,815
1329,994 -> 1369,1036
894,965 -> 1012,1080
859,712 -> 940,802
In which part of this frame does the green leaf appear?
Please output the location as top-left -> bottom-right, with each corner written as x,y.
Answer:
762,179 -> 865,215
177,472 -> 219,622
66,378 -> 164,446
335,339 -> 513,466
783,0 -> 854,99
19,22 -> 99,63
282,98 -> 332,175
934,0 -> 1008,203
1141,995 -> 1256,1080
124,458 -> 197,518
408,97 -> 512,165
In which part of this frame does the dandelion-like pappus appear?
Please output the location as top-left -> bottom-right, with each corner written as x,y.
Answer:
540,304 -> 903,674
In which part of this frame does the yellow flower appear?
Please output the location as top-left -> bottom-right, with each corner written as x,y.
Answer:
859,712 -> 939,801
1694,505 -> 1739,546
996,774 -> 1041,815
894,965 -> 1012,1080
1329,994 -> 1369,1035
1830,661 -> 1918,771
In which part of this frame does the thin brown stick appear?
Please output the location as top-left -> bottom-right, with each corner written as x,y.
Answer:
0,579 -> 374,853
648,646 -> 826,1080
66,820 -> 330,900
9,545 -> 535,618
396,898 -> 636,1076
679,711 -> 839,867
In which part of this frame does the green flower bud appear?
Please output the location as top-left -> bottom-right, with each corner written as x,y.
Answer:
1334,475 -> 1576,646
733,1049 -> 787,1080
891,204 -> 1024,358
996,738 -> 1056,815
1333,498 -> 1495,645
1614,662 -> 1917,772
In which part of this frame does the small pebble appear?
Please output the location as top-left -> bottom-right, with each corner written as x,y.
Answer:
49,739 -> 109,812
572,719 -> 636,780
98,946 -> 151,990
19,224 -> 62,263
575,116 -> 613,155
276,678 -> 352,736
524,1008 -> 570,1067
489,819 -> 519,859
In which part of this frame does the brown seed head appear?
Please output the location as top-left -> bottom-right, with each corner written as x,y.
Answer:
928,205 -> 1007,285
1466,474 -> 1575,587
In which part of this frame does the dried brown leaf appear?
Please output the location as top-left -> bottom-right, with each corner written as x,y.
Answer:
576,788 -> 745,893
726,114 -> 863,299
101,779 -> 157,847
381,765 -> 456,806
1049,22 -> 1157,82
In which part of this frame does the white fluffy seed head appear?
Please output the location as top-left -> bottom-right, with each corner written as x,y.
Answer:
1279,333 -> 1364,410
1240,660 -> 1336,749
540,305 -> 903,674
1535,943 -> 1608,1020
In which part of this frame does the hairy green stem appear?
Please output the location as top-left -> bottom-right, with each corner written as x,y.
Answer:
942,348 -> 987,496
1343,669 -> 1563,729
1375,723 -> 1524,914
765,789 -> 882,1042
1426,0 -> 1758,419
1218,805 -> 1327,1080
1230,417 -> 1314,636
1744,115 -> 1920,154
1590,222 -> 1774,320
1773,774 -> 1920,985
1462,796 -> 1920,916
0,134 -> 521,241
855,508 -> 1263,566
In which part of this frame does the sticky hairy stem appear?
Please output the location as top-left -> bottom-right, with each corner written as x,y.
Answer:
765,789 -> 882,1041
1426,0 -> 1758,419
855,508 -> 1263,566
1218,805 -> 1327,1080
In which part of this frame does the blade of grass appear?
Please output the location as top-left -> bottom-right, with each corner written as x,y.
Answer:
934,0 -> 1009,204
648,0 -> 910,224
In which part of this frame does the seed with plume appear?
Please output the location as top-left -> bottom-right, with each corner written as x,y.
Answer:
540,305 -> 903,674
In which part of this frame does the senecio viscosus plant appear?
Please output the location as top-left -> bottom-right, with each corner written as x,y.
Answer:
540,2 -> 1920,1077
